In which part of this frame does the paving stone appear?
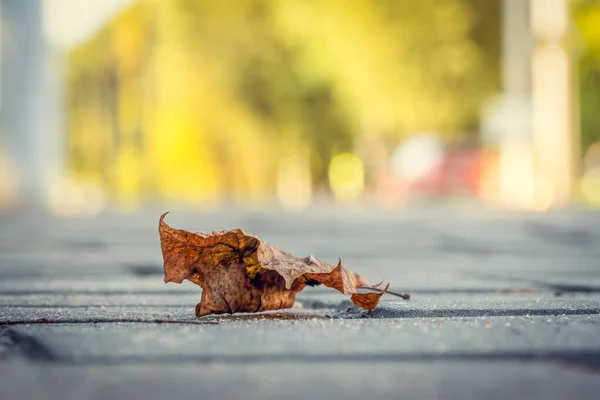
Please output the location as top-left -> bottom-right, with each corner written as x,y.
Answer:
1,208 -> 600,399
4,315 -> 600,361
1,360 -> 600,400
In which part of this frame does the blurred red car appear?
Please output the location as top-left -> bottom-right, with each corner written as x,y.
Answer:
407,148 -> 483,197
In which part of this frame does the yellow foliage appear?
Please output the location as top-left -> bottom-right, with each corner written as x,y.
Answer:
67,0 -> 499,207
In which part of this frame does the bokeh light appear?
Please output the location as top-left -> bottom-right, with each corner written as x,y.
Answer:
328,153 -> 365,203
390,134 -> 444,183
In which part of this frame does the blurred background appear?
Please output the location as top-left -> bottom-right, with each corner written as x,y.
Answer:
0,0 -> 599,215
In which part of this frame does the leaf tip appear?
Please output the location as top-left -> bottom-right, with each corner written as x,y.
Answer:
371,279 -> 384,288
160,211 -> 170,223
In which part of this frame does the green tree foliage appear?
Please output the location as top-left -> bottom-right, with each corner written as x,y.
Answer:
573,0 -> 600,153
68,0 -> 500,204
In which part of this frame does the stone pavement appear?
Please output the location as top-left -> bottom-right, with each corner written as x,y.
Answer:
1,207 -> 600,399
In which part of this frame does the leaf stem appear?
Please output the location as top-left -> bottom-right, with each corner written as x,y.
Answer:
358,286 -> 410,300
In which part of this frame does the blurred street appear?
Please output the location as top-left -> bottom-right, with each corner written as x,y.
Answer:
1,206 -> 600,399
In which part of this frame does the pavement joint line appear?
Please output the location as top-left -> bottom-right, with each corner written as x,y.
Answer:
11,350 -> 600,372
464,270 -> 600,293
1,307 -> 600,325
0,319 -> 219,326
368,308 -> 600,318
0,304 -> 195,308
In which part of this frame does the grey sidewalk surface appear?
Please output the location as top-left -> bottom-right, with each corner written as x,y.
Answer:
1,207 -> 600,399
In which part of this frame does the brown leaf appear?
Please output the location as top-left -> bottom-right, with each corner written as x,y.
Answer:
158,212 -> 402,317
351,284 -> 390,311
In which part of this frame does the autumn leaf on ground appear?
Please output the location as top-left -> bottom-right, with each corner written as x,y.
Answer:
158,213 -> 409,317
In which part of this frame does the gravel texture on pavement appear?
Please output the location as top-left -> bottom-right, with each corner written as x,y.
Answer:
1,207 -> 600,399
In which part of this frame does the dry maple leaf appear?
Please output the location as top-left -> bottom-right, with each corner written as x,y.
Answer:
158,212 -> 407,317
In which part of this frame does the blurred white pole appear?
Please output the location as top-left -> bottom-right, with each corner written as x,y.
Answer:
531,0 -> 577,207
0,0 -> 135,210
483,0 -> 536,209
0,0 -> 49,209
482,0 -> 577,210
